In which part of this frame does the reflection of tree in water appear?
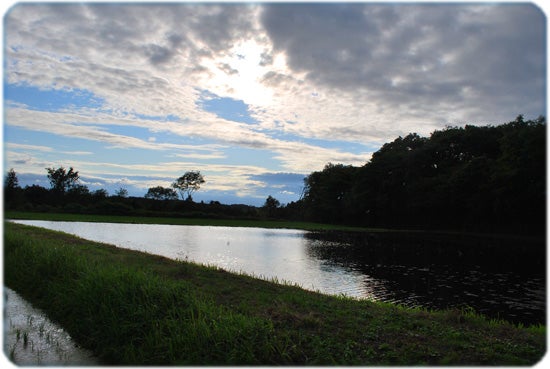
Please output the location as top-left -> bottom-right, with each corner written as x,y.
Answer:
302,231 -> 546,326
304,230 -> 544,272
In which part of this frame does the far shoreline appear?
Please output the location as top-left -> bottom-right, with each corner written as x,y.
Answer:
4,210 -> 543,243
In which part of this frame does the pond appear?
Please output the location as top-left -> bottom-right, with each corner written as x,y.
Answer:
10,220 -> 545,326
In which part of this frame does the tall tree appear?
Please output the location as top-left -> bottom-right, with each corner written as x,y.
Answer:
46,166 -> 80,194
4,168 -> 22,208
263,195 -> 280,218
172,171 -> 205,201
115,187 -> 128,198
4,168 -> 19,191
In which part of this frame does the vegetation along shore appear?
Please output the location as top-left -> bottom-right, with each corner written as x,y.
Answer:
4,210 -> 379,232
4,221 -> 545,365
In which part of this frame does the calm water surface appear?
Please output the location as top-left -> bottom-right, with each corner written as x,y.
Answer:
11,220 -> 545,325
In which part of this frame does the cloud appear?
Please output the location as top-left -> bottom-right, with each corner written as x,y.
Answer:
7,142 -> 93,156
4,3 -> 546,205
259,3 -> 545,126
6,100 -> 370,173
8,3 -> 543,141
4,150 -> 54,173
249,172 -> 305,200
6,143 -> 54,152
172,152 -> 227,160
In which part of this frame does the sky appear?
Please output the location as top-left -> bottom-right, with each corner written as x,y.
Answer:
2,2 -> 547,206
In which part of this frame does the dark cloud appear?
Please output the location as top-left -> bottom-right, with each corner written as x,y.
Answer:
261,3 -> 546,121
145,33 -> 188,65
260,71 -> 303,88
186,4 -> 256,52
218,63 -> 239,75
259,51 -> 274,66
146,44 -> 174,65
261,3 -> 380,87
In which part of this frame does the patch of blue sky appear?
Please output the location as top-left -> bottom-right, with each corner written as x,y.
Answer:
95,124 -> 156,143
94,123 -> 214,151
198,90 -> 258,125
93,148 -> 161,168
5,126 -> 159,173
250,173 -> 305,200
221,146 -> 281,170
250,172 -> 305,185
267,129 -> 377,162
4,83 -> 104,111
4,126 -> 86,153
271,128 -> 376,153
13,172 -> 51,188
304,137 -> 376,157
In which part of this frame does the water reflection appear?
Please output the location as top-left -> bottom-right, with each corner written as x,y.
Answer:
10,220 -> 545,325
305,232 -> 545,324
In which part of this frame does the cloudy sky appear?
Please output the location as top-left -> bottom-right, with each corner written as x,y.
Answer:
3,2 -> 546,205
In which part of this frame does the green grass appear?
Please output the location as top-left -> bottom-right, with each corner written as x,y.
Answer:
5,210 -> 388,232
6,211 -> 538,242
4,222 -> 546,365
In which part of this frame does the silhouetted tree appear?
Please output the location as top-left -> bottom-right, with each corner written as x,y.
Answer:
4,168 -> 23,208
46,166 -> 80,194
23,185 -> 50,205
114,187 -> 128,198
299,116 -> 546,233
92,189 -> 109,199
172,171 -> 205,201
67,184 -> 90,197
263,195 -> 280,218
5,168 -> 19,191
302,163 -> 358,223
145,186 -> 178,200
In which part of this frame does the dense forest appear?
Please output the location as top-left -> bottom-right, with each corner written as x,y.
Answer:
4,115 -> 546,235
300,115 -> 546,234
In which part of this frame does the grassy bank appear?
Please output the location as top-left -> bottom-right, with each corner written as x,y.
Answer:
6,211 -> 537,241
4,222 -> 546,365
4,210 -> 387,232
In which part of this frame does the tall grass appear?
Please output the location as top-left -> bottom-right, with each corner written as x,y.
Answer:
4,222 -> 546,365
4,224 -> 277,364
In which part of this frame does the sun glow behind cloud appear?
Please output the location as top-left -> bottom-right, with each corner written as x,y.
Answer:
205,39 -> 276,107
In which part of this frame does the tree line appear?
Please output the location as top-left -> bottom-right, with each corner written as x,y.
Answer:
4,167 -> 275,219
299,115 -> 546,234
4,115 -> 546,234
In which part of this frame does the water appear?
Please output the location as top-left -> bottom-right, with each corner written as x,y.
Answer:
9,220 -> 545,325
3,287 -> 98,365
